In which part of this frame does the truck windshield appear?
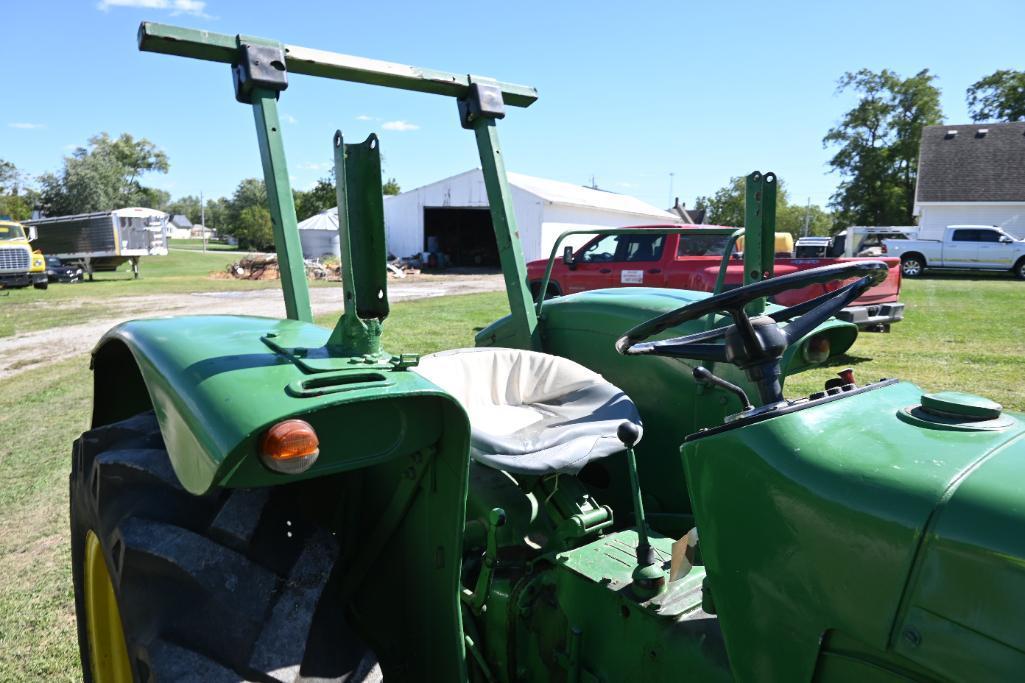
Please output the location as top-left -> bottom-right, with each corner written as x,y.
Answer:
0,224 -> 25,240
677,234 -> 733,257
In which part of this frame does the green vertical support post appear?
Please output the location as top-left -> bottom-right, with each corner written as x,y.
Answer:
326,131 -> 388,357
472,118 -> 540,351
743,171 -> 778,314
251,90 -> 313,322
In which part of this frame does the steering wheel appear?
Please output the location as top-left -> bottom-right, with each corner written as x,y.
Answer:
614,261 -> 889,405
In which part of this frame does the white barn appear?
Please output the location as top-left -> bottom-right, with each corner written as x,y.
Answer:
914,122 -> 1025,239
384,169 -> 682,265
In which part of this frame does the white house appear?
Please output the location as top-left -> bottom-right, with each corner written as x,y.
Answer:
914,122 -> 1025,239
384,169 -> 682,264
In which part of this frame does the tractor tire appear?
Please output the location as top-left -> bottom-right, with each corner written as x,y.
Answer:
1013,257 -> 1025,281
900,254 -> 925,278
70,411 -> 379,683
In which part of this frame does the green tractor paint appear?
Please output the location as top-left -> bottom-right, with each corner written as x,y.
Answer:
68,21 -> 1025,683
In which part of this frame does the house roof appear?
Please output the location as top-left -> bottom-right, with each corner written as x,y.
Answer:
916,122 -> 1025,203
387,168 -> 681,221
170,214 -> 193,228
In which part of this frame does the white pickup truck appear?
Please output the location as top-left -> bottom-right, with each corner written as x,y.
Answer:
883,225 -> 1025,280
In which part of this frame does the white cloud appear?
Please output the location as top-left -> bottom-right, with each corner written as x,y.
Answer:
282,114 -> 298,125
97,0 -> 211,18
9,122 -> 45,130
381,120 -> 419,132
355,114 -> 375,121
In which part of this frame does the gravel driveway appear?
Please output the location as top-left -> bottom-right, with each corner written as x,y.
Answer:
0,273 -> 504,380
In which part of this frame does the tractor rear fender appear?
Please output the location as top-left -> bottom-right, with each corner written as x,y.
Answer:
90,314 -> 471,496
90,314 -> 472,680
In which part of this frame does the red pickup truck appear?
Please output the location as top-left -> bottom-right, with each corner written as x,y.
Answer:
526,225 -> 905,330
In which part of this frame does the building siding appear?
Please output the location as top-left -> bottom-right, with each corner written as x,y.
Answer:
917,203 -> 1025,240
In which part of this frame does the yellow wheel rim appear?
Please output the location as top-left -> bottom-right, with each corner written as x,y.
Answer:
83,530 -> 133,682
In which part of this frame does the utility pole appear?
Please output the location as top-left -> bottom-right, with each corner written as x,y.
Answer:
668,172 -> 675,208
201,190 -> 207,252
802,197 -> 812,237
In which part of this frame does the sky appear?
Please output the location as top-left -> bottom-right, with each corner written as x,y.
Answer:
3,0 -> 1024,212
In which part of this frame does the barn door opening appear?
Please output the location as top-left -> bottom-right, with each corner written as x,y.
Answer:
423,207 -> 499,267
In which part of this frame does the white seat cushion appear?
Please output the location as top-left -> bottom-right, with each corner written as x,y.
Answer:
413,348 -> 642,475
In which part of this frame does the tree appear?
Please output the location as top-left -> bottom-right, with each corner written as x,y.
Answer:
235,205 -> 274,251
294,177 -> 336,221
0,159 -> 36,220
823,69 -> 942,227
694,176 -> 833,238
383,177 -> 401,195
37,133 -> 170,215
967,70 -> 1025,122
165,195 -> 204,224
221,178 -> 273,250
204,196 -> 230,232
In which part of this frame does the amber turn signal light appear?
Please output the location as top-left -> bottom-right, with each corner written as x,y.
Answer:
802,334 -> 831,364
260,419 -> 320,474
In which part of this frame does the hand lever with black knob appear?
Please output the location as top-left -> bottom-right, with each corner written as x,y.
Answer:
693,366 -> 753,411
617,422 -> 665,598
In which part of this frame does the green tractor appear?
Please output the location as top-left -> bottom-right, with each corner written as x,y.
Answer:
71,23 -> 1025,683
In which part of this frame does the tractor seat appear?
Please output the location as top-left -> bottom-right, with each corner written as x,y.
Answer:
413,348 -> 641,476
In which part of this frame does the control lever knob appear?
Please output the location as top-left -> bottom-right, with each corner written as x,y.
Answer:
617,421 -> 641,448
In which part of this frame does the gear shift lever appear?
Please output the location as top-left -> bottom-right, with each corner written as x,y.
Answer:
617,422 -> 665,598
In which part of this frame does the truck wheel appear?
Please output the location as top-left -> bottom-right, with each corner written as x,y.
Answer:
33,280 -> 48,290
1013,258 -> 1025,281
529,281 -> 561,302
70,411 -> 379,682
900,255 -> 924,278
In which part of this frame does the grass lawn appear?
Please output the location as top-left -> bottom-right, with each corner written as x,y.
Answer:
168,238 -> 239,251
0,278 -> 1022,679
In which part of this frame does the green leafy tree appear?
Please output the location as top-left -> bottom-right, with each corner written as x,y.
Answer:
693,177 -> 748,228
383,177 -> 401,196
823,69 -> 942,227
0,159 -> 35,220
967,70 -> 1025,122
165,194 -> 204,224
695,176 -> 833,237
37,133 -> 170,215
236,205 -> 274,251
294,177 -> 336,221
222,178 -> 272,249
204,196 -> 230,233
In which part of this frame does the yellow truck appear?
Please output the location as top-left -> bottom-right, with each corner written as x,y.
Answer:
0,220 -> 48,289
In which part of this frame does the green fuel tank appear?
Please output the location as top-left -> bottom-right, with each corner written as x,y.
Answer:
682,380 -> 1025,682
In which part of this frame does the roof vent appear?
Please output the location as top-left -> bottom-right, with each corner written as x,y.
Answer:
976,128 -> 989,138
944,130 -> 958,139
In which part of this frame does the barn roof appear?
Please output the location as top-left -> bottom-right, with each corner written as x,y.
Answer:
916,122 -> 1025,203
386,169 -> 681,221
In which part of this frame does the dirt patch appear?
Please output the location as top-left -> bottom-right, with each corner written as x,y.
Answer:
0,273 -> 505,381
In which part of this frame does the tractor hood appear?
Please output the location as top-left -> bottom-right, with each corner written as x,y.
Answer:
892,422 -> 1025,680
681,380 -> 1025,681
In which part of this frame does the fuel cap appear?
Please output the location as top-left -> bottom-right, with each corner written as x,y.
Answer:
920,392 -> 1002,421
